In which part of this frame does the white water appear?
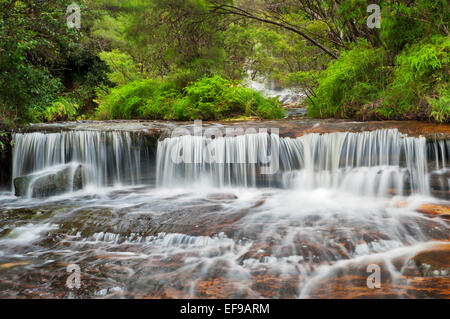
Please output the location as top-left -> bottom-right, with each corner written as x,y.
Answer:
1,127 -> 449,298
245,70 -> 304,104
12,131 -> 150,188
12,128 -> 446,197
157,129 -> 438,197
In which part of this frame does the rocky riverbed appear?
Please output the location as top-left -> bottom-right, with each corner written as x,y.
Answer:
0,119 -> 449,299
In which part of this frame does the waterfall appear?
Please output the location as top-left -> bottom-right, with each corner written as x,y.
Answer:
157,129 -> 448,197
10,128 -> 449,198
3,126 -> 450,298
156,133 -> 280,187
12,131 -> 150,188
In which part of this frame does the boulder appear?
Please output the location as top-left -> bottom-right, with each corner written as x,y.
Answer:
429,171 -> 450,200
14,164 -> 84,198
13,175 -> 33,197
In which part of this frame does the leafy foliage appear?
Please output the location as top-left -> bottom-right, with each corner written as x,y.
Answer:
379,35 -> 449,120
1,0 -> 449,124
96,76 -> 284,120
98,50 -> 144,86
428,87 -> 450,123
43,98 -> 79,122
307,1 -> 449,122
308,41 -> 387,118
0,0 -> 109,123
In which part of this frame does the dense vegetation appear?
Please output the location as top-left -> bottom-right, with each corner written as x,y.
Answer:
307,4 -> 449,122
96,76 -> 283,120
0,0 -> 448,124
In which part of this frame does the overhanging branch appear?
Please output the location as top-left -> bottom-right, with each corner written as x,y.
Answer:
210,3 -> 338,59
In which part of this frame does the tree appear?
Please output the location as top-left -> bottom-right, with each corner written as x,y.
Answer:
0,0 -> 110,123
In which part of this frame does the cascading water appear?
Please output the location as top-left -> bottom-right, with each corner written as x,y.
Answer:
156,129 -> 442,197
0,126 -> 448,298
12,130 -> 151,190
245,70 -> 304,105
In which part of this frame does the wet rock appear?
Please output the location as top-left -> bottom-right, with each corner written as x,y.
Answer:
284,107 -> 307,118
206,193 -> 238,201
411,244 -> 450,277
417,204 -> 450,220
0,129 -> 11,189
14,164 -> 84,198
13,175 -> 33,197
429,172 -> 450,200
17,119 -> 450,140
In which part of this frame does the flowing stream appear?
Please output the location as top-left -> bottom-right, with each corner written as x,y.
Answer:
0,126 -> 448,298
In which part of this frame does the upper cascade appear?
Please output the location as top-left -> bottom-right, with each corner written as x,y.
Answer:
157,129 -> 449,197
12,130 -> 150,189
9,128 -> 449,199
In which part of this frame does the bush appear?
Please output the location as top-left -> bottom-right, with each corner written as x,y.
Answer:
175,76 -> 232,120
43,98 -> 79,122
96,79 -> 177,120
224,86 -> 284,119
95,76 -> 284,120
428,86 -> 450,123
308,35 -> 449,122
307,41 -> 387,118
380,35 -> 450,120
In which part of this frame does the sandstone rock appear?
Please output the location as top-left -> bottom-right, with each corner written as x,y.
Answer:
411,244 -> 450,277
0,261 -> 30,269
417,204 -> 450,219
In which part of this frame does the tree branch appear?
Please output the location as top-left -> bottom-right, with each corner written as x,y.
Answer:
210,3 -> 338,59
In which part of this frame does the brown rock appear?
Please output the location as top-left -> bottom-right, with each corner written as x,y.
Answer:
0,261 -> 30,269
411,243 -> 450,275
417,204 -> 450,219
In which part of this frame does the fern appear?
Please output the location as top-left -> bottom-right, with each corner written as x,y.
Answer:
44,98 -> 79,122
95,76 -> 284,120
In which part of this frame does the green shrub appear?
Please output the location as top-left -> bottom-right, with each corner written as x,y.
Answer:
224,87 -> 284,119
380,35 -> 449,119
380,1 -> 449,53
308,34 -> 449,122
307,41 -> 387,118
43,98 -> 79,122
381,14 -> 426,54
428,86 -> 450,123
95,76 -> 284,120
96,79 -> 177,120
177,76 -> 232,120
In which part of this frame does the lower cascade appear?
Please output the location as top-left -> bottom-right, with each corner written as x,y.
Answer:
1,126 -> 449,298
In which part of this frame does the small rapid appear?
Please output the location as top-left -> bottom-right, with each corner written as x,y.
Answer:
0,126 -> 448,298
